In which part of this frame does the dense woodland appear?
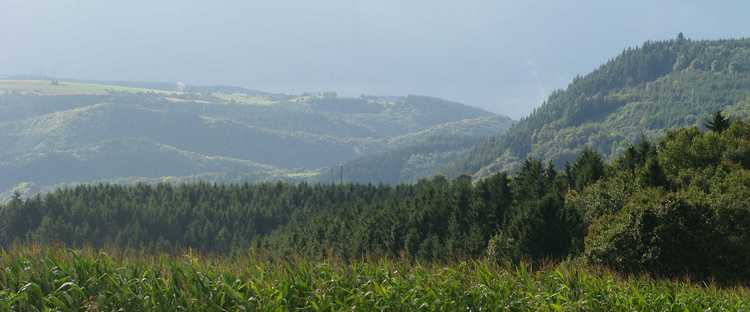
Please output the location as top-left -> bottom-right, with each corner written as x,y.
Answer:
451,35 -> 750,177
2,113 -> 749,281
0,85 -> 511,199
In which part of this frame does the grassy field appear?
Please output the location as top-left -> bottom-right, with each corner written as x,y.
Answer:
0,80 -> 283,107
0,247 -> 747,311
0,80 -> 174,96
211,93 -> 279,106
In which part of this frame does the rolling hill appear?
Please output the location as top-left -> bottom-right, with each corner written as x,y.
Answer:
449,35 -> 750,178
324,115 -> 513,183
0,80 -> 512,199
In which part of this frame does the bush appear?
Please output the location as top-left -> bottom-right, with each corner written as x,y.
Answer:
585,189 -> 724,278
708,170 -> 750,279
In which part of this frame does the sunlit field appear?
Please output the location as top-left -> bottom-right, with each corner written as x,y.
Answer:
1,247 -> 748,311
0,80 -> 173,96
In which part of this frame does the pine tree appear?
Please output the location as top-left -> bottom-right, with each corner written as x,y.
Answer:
571,148 -> 606,190
705,110 -> 730,133
514,158 -> 550,200
638,158 -> 668,188
676,32 -> 686,43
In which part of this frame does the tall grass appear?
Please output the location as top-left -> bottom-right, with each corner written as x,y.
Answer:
0,246 -> 747,311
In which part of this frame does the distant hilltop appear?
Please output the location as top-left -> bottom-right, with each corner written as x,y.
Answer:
0,79 -> 512,200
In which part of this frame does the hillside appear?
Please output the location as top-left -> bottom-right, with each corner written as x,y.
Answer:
449,35 -> 750,178
4,117 -> 750,280
0,80 -> 511,199
324,115 -> 513,183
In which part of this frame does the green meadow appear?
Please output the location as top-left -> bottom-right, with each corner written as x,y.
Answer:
0,80 -> 173,96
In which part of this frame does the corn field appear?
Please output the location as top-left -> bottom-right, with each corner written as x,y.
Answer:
0,247 -> 748,311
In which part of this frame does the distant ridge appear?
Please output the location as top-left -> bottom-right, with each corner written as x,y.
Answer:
448,35 -> 750,178
0,79 -> 512,200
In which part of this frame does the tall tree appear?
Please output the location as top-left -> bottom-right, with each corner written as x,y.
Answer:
638,158 -> 668,188
705,110 -> 730,133
514,158 -> 554,200
571,147 -> 606,191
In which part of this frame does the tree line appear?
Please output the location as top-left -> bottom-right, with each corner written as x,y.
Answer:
449,35 -> 750,177
1,112 -> 749,280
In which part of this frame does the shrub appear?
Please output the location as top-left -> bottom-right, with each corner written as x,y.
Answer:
585,189 -> 724,278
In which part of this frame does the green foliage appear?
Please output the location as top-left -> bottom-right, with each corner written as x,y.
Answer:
583,119 -> 750,280
0,176 -> 517,260
585,190 -> 718,277
637,157 -> 669,188
0,87 -> 510,197
327,115 -> 513,184
512,158 -> 557,200
705,110 -> 731,133
453,37 -> 750,178
0,248 -> 748,311
2,118 -> 750,282
569,147 -> 606,191
488,193 -> 581,262
615,136 -> 656,171
566,170 -> 638,225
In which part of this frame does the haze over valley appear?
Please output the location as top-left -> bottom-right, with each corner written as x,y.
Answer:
3,1 -> 750,310
0,80 -> 513,199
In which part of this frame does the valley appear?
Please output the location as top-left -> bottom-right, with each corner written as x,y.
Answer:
0,80 -> 513,200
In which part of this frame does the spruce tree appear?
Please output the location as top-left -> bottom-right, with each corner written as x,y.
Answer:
638,158 -> 668,188
571,148 -> 606,191
705,110 -> 730,133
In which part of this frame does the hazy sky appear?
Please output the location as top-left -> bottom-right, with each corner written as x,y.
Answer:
2,1 -> 749,118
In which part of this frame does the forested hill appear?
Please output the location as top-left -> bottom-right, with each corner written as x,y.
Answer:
319,115 -> 513,184
0,81 -> 512,199
450,35 -> 750,178
3,117 -> 750,281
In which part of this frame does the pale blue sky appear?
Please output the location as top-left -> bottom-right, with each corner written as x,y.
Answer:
1,0 -> 749,118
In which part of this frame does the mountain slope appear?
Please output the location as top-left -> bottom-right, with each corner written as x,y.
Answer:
327,115 -> 514,183
0,138 -> 290,190
0,80 -> 510,198
450,36 -> 750,178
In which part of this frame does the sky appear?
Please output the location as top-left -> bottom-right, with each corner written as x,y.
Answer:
1,1 -> 749,118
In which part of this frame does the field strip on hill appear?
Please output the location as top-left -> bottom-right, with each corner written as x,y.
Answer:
0,80 -> 177,96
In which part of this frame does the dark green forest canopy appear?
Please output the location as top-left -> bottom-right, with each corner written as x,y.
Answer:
2,117 -> 750,280
451,36 -> 750,178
